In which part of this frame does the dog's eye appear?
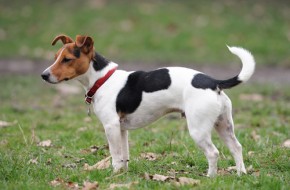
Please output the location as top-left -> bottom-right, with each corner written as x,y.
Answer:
62,58 -> 72,63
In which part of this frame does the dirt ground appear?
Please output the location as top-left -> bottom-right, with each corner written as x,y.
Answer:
0,59 -> 289,85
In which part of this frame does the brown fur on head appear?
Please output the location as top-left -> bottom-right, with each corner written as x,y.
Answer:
47,34 -> 95,83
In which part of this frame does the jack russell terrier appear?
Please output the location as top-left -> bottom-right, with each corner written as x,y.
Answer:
41,35 -> 255,177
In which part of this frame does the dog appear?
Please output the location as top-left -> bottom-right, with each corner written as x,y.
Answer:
41,34 -> 255,177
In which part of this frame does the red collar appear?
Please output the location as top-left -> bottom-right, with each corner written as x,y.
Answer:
85,67 -> 117,104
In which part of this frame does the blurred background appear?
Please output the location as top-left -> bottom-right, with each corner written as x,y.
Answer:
0,1 -> 290,189
0,0 -> 289,75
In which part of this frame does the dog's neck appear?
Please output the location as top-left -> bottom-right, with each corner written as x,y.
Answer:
76,52 -> 118,92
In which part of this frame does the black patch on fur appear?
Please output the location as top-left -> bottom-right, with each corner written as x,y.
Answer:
218,76 -> 241,89
92,52 -> 110,71
191,73 -> 242,91
191,74 -> 218,90
73,47 -> 81,58
116,69 -> 171,114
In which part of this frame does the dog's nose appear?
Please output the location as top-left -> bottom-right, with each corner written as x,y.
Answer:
41,72 -> 50,81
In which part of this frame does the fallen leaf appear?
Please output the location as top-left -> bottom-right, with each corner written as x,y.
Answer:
90,145 -> 100,153
0,120 -> 17,128
81,144 -> 109,154
64,154 -> 74,159
109,181 -> 138,190
144,172 -> 151,180
226,166 -> 236,172
28,157 -> 38,165
152,174 -> 173,182
84,156 -> 111,171
252,171 -> 260,177
282,139 -> 290,148
75,158 -> 85,164
175,170 -> 189,174
218,169 -> 230,175
78,127 -> 89,132
246,165 -> 254,172
46,158 -> 52,165
66,181 -> 79,189
246,165 -> 260,176
38,139 -> 52,147
49,178 -> 79,189
248,151 -> 255,156
80,149 -> 91,154
251,130 -> 261,141
84,117 -> 92,123
140,152 -> 159,161
0,139 -> 8,146
50,178 -> 64,187
167,169 -> 176,178
272,131 -> 283,136
217,166 -> 236,175
176,177 -> 200,186
62,163 -> 77,169
82,181 -> 98,190
240,93 -> 263,102
145,173 -> 200,186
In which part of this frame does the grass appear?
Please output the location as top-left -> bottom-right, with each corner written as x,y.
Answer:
0,0 -> 289,189
0,75 -> 289,189
0,0 -> 289,66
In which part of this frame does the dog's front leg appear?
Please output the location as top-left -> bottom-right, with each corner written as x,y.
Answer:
104,123 -> 124,173
121,129 -> 129,170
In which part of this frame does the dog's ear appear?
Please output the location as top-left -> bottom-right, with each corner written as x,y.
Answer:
75,35 -> 94,54
51,35 -> 74,46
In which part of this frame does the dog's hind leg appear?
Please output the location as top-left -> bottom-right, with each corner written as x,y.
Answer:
187,120 -> 220,177
185,94 -> 221,177
215,94 -> 246,175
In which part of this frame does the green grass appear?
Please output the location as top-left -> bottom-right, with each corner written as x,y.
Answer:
0,0 -> 289,66
0,75 -> 289,189
0,0 -> 290,188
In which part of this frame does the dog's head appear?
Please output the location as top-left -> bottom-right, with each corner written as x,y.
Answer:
41,35 -> 94,84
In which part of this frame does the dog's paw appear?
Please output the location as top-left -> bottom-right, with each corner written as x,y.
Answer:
112,161 -> 128,174
237,168 -> 247,176
113,166 -> 128,175
206,170 -> 217,178
237,165 -> 247,176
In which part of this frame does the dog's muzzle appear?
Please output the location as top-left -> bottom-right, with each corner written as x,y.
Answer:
41,71 -> 50,81
41,69 -> 58,84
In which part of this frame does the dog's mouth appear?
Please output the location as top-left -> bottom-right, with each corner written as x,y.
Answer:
42,79 -> 59,84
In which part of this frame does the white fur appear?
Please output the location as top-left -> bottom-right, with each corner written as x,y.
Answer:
227,46 -> 255,82
83,47 -> 253,176
43,46 -> 254,176
92,65 -> 247,176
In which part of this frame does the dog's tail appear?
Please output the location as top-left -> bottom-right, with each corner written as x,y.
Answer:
217,46 -> 255,89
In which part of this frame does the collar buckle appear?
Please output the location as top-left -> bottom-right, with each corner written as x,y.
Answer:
85,94 -> 93,105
